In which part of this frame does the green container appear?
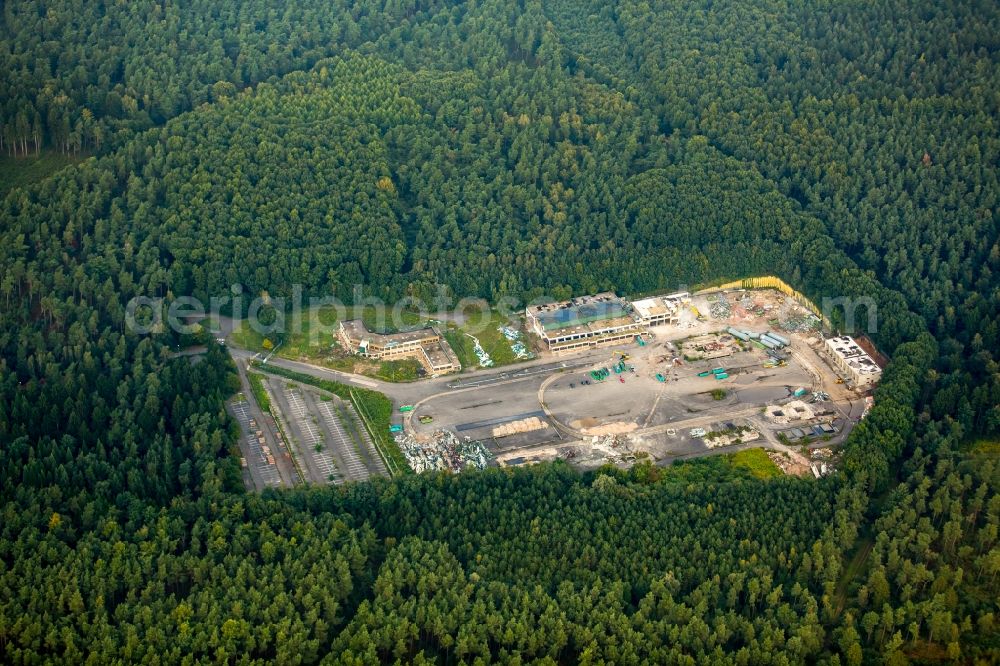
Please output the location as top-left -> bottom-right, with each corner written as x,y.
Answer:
697,371 -> 711,377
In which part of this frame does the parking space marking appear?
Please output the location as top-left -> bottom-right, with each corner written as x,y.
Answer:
231,400 -> 282,487
317,401 -> 372,481
284,387 -> 343,485
345,404 -> 388,475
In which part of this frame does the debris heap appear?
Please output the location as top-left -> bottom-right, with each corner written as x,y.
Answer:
466,333 -> 494,367
499,326 -> 534,359
395,429 -> 492,473
710,296 -> 732,319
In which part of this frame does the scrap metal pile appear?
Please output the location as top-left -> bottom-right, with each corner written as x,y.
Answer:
395,429 -> 492,473
709,295 -> 732,319
737,293 -> 778,319
778,313 -> 821,333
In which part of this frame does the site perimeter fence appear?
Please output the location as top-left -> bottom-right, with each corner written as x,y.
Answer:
707,275 -> 830,327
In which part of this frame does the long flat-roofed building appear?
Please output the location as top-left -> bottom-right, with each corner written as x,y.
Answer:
526,292 -> 645,354
338,320 -> 460,375
824,335 -> 882,387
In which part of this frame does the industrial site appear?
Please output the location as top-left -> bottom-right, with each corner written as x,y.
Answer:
230,281 -> 882,486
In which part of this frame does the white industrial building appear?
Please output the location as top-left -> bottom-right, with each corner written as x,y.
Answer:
630,291 -> 688,326
824,336 -> 882,387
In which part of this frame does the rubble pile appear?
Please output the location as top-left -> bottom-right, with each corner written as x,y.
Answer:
710,297 -> 732,319
591,433 -> 630,454
766,451 -> 797,474
704,426 -> 760,449
779,313 -> 821,333
809,448 -> 839,478
396,429 -> 492,473
862,396 -> 874,419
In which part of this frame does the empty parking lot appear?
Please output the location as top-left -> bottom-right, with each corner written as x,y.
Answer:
230,399 -> 283,489
266,376 -> 390,485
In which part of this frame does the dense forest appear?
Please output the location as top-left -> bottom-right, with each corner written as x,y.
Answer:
1,0 -> 998,662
